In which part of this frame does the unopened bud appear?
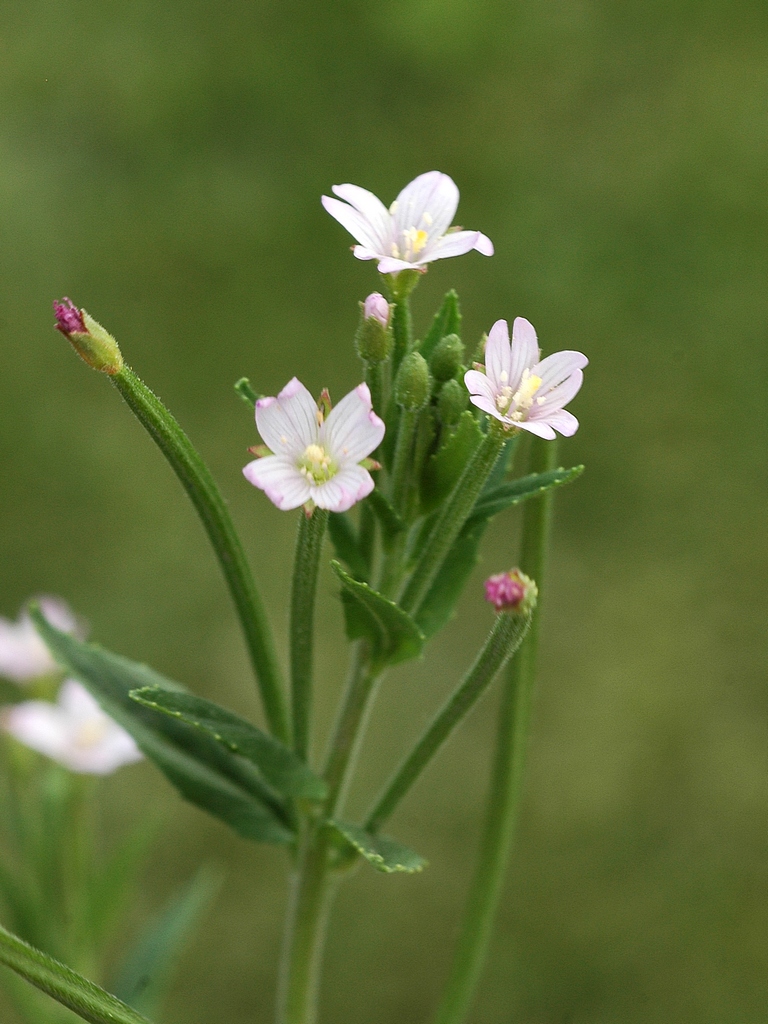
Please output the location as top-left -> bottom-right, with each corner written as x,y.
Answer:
355,293 -> 394,363
394,352 -> 431,411
53,299 -> 123,375
484,569 -> 537,615
429,333 -> 465,382
437,378 -> 468,427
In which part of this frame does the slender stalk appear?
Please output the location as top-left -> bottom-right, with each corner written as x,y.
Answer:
389,407 -> 419,515
398,429 -> 505,615
390,296 -> 412,374
364,608 -> 532,834
111,366 -> 289,743
433,438 -> 558,1024
290,508 -> 329,759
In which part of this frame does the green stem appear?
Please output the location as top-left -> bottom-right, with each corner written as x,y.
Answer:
111,366 -> 289,744
364,608 -> 532,834
290,508 -> 329,759
0,923 -> 152,1024
389,407 -> 419,515
433,438 -> 558,1024
390,296 -> 412,374
398,429 -> 505,615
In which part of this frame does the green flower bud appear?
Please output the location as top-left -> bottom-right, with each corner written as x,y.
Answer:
437,378 -> 468,427
429,333 -> 465,383
394,352 -> 431,411
53,299 -> 123,375
355,293 -> 394,363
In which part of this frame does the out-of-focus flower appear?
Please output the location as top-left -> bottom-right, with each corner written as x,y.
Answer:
465,318 -> 588,439
243,378 -> 385,513
2,679 -> 142,775
322,171 -> 494,275
0,598 -> 84,684
484,569 -> 538,615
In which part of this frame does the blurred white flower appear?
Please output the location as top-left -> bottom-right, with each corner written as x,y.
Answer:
0,597 -> 84,684
2,679 -> 142,775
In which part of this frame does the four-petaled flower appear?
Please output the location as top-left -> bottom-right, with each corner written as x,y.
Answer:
2,679 -> 143,775
465,318 -> 588,438
322,171 -> 494,275
243,379 -> 385,513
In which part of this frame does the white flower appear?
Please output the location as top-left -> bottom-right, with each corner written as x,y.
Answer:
464,318 -> 588,438
322,171 -> 493,275
243,378 -> 385,512
2,679 -> 143,775
0,597 -> 84,684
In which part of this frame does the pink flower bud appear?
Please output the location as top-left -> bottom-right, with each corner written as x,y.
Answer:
363,292 -> 391,328
53,298 -> 86,336
484,569 -> 537,614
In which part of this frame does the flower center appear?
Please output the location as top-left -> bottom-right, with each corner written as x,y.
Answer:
495,369 -> 543,420
75,718 -> 109,749
298,443 -> 337,484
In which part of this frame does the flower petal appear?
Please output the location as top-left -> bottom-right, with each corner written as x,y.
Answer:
392,171 -> 459,240
311,464 -> 374,513
331,184 -> 391,248
473,231 -> 494,256
352,245 -> 381,262
255,378 -> 318,456
534,368 -> 584,413
425,230 -> 488,262
376,255 -> 423,274
321,383 -> 385,463
243,455 -> 312,511
509,318 -> 540,388
484,319 -> 512,390
321,196 -> 383,252
541,409 -> 579,436
464,369 -> 497,405
469,393 -> 505,421
533,350 -> 589,392
515,418 -> 557,440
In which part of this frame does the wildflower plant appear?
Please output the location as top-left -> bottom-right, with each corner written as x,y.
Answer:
0,172 -> 587,1024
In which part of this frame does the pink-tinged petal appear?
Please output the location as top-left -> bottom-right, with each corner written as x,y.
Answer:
484,320 -> 512,389
464,369 -> 497,405
321,196 -> 383,252
533,350 -> 588,392
534,368 -> 584,413
540,409 -> 579,436
515,418 -> 557,440
311,464 -> 374,513
509,318 -> 540,388
376,255 -> 422,274
393,171 -> 459,239
353,245 -> 382,262
3,701 -> 65,756
330,183 -> 391,244
425,230 -> 486,262
255,378 -> 318,455
469,393 -> 505,421
321,383 -> 385,463
243,456 -> 312,511
0,597 -> 82,684
473,231 -> 494,256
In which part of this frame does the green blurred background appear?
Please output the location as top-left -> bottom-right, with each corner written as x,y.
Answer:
1,0 -> 766,1021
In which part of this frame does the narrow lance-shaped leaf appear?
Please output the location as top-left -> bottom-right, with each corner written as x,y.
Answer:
467,465 -> 585,527
331,561 -> 424,669
31,610 -> 293,846
326,821 -> 427,874
0,923 -> 152,1024
420,411 -> 483,515
130,688 -> 326,802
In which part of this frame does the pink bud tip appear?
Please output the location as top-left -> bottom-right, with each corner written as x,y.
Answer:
484,569 -> 535,613
364,292 -> 390,327
53,298 -> 86,335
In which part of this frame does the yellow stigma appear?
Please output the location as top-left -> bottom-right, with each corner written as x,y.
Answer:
496,369 -> 543,420
403,226 -> 429,258
298,443 -> 337,484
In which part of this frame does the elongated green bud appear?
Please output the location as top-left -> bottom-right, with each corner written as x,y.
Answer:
53,299 -> 123,375
394,352 -> 431,411
429,333 -> 465,382
355,293 -> 394,363
437,378 -> 468,426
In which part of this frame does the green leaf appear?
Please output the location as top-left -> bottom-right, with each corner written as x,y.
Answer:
130,688 -> 326,802
420,411 -> 483,514
0,922 -> 152,1024
331,561 -> 424,668
365,488 -> 405,541
417,289 -> 461,362
327,512 -> 369,580
30,610 -> 293,846
111,865 -> 221,1018
326,821 -> 427,874
415,519 -> 487,639
467,466 -> 584,527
